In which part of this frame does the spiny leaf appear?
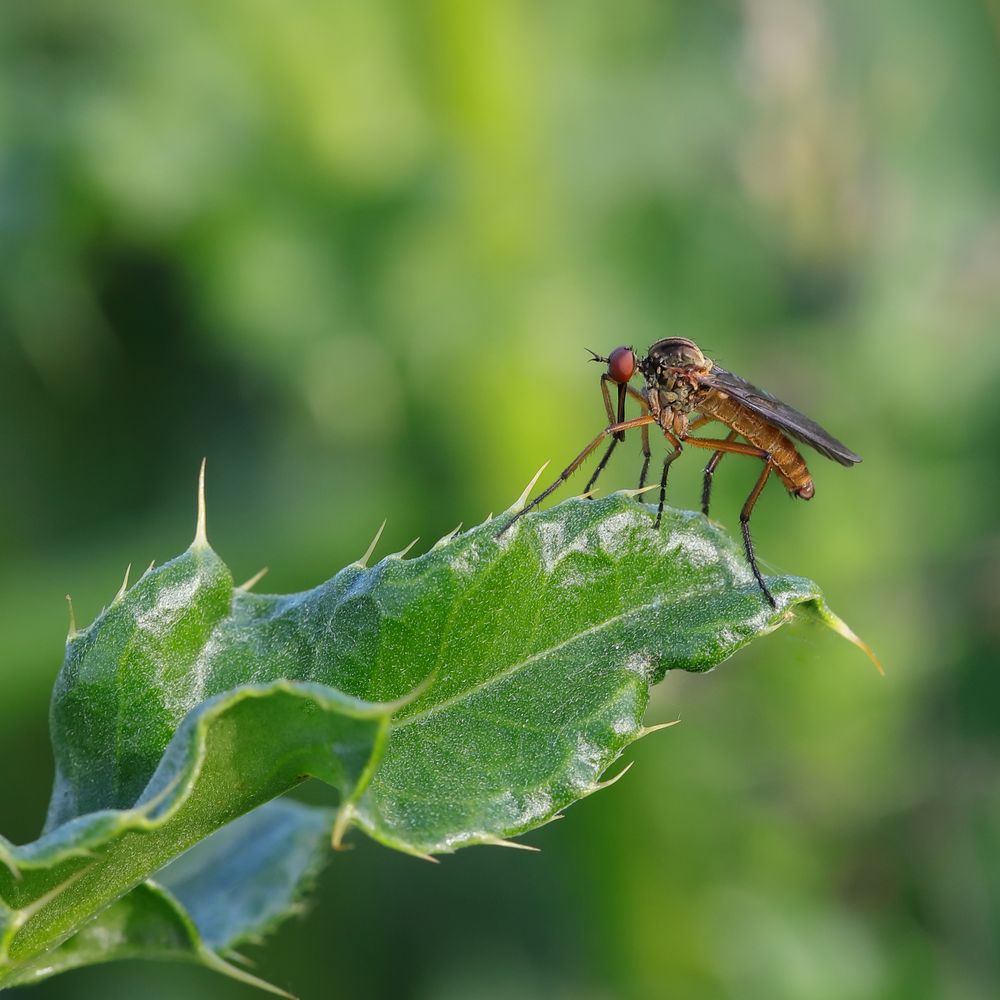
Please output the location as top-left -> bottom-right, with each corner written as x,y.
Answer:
344,497 -> 865,854
2,882 -> 293,995
0,679 -> 392,986
47,543 -> 235,825
0,489 -> 875,992
4,801 -> 335,994
158,799 -> 333,952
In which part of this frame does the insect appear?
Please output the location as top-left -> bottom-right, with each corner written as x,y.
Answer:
498,337 -> 861,607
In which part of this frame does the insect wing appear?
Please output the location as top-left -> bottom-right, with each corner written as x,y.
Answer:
704,366 -> 862,465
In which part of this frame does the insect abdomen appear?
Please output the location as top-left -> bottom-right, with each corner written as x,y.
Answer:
698,391 -> 814,497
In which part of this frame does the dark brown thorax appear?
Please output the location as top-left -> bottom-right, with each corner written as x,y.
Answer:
638,338 -> 714,438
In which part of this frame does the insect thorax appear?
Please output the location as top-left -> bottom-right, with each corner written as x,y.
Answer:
649,372 -> 697,413
639,340 -> 713,420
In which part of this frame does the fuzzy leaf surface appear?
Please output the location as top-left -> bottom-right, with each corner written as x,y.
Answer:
0,659 -> 390,985
3,801 -> 334,994
342,498 -> 862,852
0,493 -> 871,991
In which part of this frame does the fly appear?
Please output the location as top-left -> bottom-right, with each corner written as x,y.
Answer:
497,337 -> 861,607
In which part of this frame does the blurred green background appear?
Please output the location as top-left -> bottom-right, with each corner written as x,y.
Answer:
2,1 -> 998,997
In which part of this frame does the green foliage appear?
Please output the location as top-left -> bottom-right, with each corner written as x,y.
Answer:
1,2 -> 994,995
0,489 -> 870,994
4,802 -> 334,996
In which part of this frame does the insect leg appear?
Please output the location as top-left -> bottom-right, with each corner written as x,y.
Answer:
739,462 -> 776,608
585,436 -> 619,494
623,385 -> 652,488
654,445 -> 683,529
678,435 -> 776,606
700,430 -> 737,517
497,414 -> 657,536
586,375 -> 638,493
652,429 -> 684,530
687,415 -> 714,432
599,375 -> 628,442
682,436 -> 768,460
638,420 -> 651,489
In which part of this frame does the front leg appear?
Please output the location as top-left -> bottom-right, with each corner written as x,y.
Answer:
498,413 -> 658,536
653,428 -> 683,529
587,374 -> 639,493
624,385 -> 652,489
599,374 -> 628,442
654,444 -> 683,529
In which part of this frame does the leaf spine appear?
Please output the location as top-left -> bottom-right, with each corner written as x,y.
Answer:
509,461 -> 550,513
593,760 -> 634,790
822,609 -> 884,675
330,804 -> 354,850
356,519 -> 387,567
114,563 -> 132,603
192,457 -> 209,549
639,719 -> 681,737
238,567 -> 269,591
619,484 -> 661,499
65,595 -> 77,640
432,523 -> 463,550
389,537 -> 420,559
487,838 -> 540,852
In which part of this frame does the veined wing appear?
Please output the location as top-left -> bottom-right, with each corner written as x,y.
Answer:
703,365 -> 862,466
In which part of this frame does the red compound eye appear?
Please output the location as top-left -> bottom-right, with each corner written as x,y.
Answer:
607,346 -> 636,384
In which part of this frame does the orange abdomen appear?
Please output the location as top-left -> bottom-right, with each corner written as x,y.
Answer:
697,390 -> 814,496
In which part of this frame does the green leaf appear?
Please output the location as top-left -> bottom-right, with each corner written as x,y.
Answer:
46,541 -> 237,824
343,497 -> 875,855
0,488 -> 875,991
2,884 -> 225,990
0,677 -> 391,987
157,798 -> 334,953
3,801 -> 335,995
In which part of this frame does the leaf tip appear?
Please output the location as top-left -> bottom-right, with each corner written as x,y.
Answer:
355,519 -> 387,568
839,620 -> 884,676
805,600 -> 884,675
192,458 -> 209,550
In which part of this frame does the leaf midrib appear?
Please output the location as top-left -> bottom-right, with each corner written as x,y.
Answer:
392,596 -> 662,730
